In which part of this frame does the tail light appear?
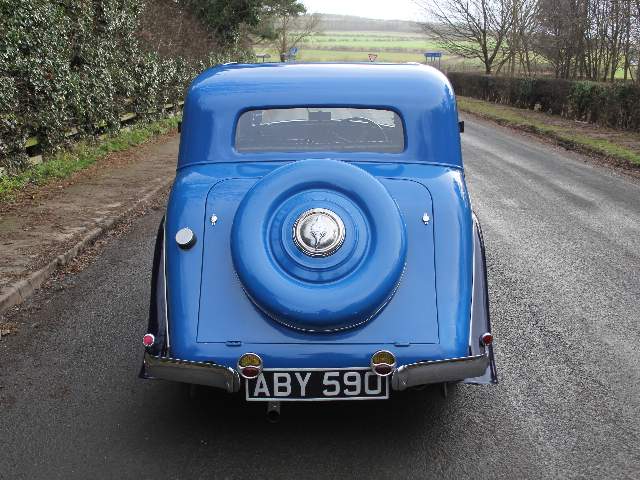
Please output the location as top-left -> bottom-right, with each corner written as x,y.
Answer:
480,332 -> 493,347
142,333 -> 155,348
237,353 -> 263,379
371,350 -> 396,377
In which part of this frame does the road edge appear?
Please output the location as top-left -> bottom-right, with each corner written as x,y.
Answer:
459,109 -> 640,179
0,179 -> 172,315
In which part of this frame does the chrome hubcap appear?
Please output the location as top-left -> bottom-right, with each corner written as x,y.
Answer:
293,208 -> 345,257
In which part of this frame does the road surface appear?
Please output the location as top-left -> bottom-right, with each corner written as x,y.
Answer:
1,117 -> 638,479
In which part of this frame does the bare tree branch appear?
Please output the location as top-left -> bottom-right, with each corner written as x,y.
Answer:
417,0 -> 514,74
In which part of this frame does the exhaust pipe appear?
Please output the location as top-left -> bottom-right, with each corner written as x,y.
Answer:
266,401 -> 281,423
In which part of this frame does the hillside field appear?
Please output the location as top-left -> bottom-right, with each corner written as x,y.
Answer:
257,31 -> 476,69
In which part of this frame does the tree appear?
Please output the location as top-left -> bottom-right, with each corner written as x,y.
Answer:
418,0 -> 514,74
181,0 -> 312,54
262,1 -> 320,59
504,0 -> 540,76
180,0 -> 273,48
138,0 -> 220,61
534,0 -> 585,79
533,0 -> 636,81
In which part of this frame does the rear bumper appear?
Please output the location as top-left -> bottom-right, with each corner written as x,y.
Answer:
141,352 -> 241,393
392,352 -> 489,391
141,350 -> 489,393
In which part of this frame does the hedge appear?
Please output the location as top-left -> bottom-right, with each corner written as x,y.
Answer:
0,0 -> 251,174
447,72 -> 640,132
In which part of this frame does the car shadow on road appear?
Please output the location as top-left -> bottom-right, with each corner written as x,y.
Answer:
123,378 -> 470,475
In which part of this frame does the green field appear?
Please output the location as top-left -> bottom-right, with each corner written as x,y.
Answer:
257,31 -> 475,68
257,30 -> 632,78
302,31 -> 442,52
285,48 -> 427,63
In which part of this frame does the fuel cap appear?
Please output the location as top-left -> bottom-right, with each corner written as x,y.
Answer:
175,227 -> 196,249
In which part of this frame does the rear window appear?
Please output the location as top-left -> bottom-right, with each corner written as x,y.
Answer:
235,107 -> 404,153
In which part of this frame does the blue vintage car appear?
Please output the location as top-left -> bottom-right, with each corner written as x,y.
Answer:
140,63 -> 497,413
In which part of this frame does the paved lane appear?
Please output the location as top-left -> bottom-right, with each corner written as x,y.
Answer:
1,118 -> 638,479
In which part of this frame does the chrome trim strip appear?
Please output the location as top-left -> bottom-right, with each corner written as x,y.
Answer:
466,213 -> 498,384
391,353 -> 489,391
162,223 -> 170,352
469,212 -> 479,355
143,352 -> 240,392
246,261 -> 407,334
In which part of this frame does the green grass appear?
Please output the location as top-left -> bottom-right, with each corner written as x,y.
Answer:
565,134 -> 640,164
255,30 -> 479,67
282,30 -> 635,77
278,48 -> 428,63
0,116 -> 180,201
457,97 -> 640,166
301,32 -> 443,52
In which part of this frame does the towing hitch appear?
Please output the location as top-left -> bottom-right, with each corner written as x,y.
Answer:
266,401 -> 281,423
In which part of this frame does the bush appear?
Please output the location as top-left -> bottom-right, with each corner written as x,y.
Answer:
447,72 -> 640,132
0,0 -> 252,174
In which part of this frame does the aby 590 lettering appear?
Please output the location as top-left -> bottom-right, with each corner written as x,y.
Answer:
247,369 -> 388,401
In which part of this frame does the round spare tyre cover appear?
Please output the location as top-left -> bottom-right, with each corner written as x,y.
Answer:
231,159 -> 407,332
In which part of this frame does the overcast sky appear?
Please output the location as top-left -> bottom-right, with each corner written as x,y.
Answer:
302,0 -> 423,22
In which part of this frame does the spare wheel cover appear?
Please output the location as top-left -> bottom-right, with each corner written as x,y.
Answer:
231,159 -> 407,332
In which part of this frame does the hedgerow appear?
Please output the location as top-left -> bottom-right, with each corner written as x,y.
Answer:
0,0 -> 252,174
447,72 -> 640,132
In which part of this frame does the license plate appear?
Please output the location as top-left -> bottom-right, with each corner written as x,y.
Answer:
245,368 -> 389,401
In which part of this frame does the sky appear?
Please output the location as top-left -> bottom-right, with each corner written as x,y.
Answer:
302,0 -> 423,22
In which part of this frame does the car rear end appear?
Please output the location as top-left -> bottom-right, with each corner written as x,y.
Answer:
140,63 -> 497,404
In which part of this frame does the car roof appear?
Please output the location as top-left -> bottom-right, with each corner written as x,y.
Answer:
178,63 -> 463,169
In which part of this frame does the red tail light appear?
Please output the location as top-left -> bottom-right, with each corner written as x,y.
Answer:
237,353 -> 263,379
142,333 -> 155,348
371,350 -> 396,377
373,364 -> 393,376
480,332 -> 493,346
240,366 -> 261,379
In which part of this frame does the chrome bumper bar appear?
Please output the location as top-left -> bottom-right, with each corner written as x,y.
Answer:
143,352 -> 241,393
392,352 -> 490,391
143,348 -> 490,394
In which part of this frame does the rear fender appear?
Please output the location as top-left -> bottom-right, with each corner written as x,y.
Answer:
139,218 -> 169,378
464,213 -> 498,384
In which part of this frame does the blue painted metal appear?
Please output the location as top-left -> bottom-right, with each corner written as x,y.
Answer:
199,169 -> 438,343
166,165 -> 472,369
230,159 -> 407,332
177,63 -> 462,169
162,63 -> 475,372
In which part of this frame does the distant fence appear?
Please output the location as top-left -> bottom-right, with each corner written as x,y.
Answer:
448,72 -> 640,132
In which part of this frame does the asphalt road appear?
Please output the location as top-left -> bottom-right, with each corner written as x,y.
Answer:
1,117 -> 639,479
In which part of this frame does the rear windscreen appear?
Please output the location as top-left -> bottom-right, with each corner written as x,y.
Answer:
235,108 -> 405,153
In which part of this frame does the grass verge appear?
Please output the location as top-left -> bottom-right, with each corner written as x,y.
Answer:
457,97 -> 640,167
0,116 -> 180,202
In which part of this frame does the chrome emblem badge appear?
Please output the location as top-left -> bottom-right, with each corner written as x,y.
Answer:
293,208 -> 346,257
